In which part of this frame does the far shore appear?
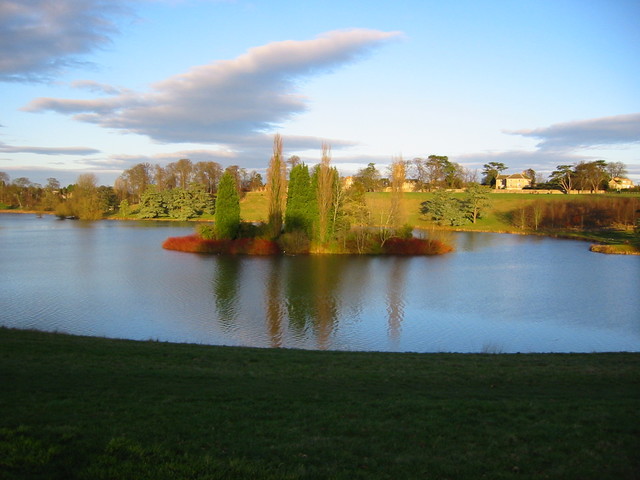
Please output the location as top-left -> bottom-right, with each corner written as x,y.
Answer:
2,199 -> 639,255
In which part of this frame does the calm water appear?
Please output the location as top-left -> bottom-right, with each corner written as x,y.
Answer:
1,213 -> 639,353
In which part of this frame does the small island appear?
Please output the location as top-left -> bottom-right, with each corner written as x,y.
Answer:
162,136 -> 454,256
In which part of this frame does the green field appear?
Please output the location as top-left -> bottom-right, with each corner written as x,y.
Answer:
1,328 -> 639,479
237,191 -> 640,246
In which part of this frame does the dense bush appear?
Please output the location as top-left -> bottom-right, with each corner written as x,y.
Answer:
163,235 -> 280,255
383,237 -> 454,255
510,197 -> 640,230
278,230 -> 311,254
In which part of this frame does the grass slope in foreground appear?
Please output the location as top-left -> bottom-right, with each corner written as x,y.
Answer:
1,328 -> 639,479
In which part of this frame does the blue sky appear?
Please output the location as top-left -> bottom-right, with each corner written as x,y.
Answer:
1,0 -> 639,186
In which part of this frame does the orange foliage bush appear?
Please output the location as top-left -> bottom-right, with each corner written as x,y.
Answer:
383,237 -> 454,255
163,235 -> 453,256
162,235 -> 281,255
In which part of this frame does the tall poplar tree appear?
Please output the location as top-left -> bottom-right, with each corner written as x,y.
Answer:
316,142 -> 335,243
389,156 -> 406,229
214,171 -> 240,239
266,134 -> 287,237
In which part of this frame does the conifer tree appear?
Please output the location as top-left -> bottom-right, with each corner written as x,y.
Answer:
285,163 -> 315,236
214,170 -> 240,239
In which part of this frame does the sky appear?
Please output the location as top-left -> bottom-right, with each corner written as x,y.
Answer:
1,0 -> 639,187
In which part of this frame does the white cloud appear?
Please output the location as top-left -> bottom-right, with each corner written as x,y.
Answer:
0,141 -> 100,156
23,29 -> 402,144
0,0 -> 130,82
506,113 -> 640,150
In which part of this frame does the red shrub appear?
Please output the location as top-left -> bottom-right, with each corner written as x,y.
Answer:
383,237 -> 453,255
162,235 -> 281,255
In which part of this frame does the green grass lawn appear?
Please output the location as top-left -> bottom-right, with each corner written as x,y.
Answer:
1,328 -> 639,479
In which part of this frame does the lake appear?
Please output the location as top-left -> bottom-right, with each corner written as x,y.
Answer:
1,213 -> 638,353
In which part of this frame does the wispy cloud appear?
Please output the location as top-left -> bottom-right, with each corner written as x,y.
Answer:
78,135 -> 359,173
0,0 -> 130,82
505,113 -> 640,151
23,29 -> 402,144
70,80 -> 124,95
0,141 -> 101,156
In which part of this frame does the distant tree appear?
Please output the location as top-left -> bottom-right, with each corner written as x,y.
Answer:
40,177 -> 62,211
266,134 -> 287,237
425,155 -> 446,189
549,165 -> 574,193
118,199 -> 130,217
11,177 -> 32,209
287,155 -> 301,171
153,164 -> 174,191
72,173 -> 103,220
606,161 -> 627,180
97,185 -> 118,213
574,160 -> 608,192
482,162 -> 508,187
168,158 -> 194,190
354,162 -> 381,192
389,156 -> 406,229
214,171 -> 241,239
523,168 -> 537,187
247,171 -> 264,191
412,155 -> 464,190
340,182 -> 372,253
463,184 -> 492,223
119,162 -> 153,202
165,185 -> 214,220
420,191 -> 467,226
224,165 -> 243,196
193,161 -> 223,194
138,186 -> 167,218
0,172 -> 9,205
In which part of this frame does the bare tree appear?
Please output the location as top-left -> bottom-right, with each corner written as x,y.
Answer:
118,162 -> 152,202
606,161 -> 627,179
389,156 -> 406,229
316,142 -> 335,243
168,158 -> 194,190
266,134 -> 287,236
193,161 -> 223,194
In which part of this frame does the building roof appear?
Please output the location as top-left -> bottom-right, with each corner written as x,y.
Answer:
497,173 -> 530,180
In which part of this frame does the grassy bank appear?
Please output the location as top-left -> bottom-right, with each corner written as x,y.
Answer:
1,328 -> 639,479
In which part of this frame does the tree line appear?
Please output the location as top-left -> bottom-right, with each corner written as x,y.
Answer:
0,147 -> 633,223
0,173 -> 117,219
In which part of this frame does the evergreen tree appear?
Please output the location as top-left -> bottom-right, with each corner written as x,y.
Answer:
214,171 -> 241,239
285,163 -> 316,236
420,191 -> 467,226
138,186 -> 167,218
463,184 -> 492,223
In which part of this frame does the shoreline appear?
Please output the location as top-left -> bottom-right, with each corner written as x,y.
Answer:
3,209 -> 638,255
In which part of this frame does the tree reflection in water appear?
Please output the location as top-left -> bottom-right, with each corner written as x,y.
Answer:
265,257 -> 284,348
212,257 -> 241,331
386,257 -> 407,347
